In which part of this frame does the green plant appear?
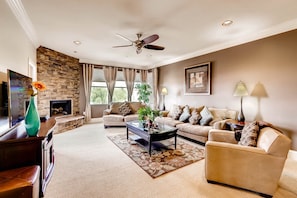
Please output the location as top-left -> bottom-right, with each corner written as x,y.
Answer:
135,83 -> 152,104
137,106 -> 160,121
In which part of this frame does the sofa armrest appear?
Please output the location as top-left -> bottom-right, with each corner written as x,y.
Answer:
208,129 -> 238,144
212,118 -> 233,129
103,109 -> 112,116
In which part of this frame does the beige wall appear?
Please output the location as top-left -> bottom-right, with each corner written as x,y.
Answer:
159,29 -> 297,150
0,1 -> 36,75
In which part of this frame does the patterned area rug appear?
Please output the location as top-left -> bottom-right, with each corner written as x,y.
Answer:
108,134 -> 204,178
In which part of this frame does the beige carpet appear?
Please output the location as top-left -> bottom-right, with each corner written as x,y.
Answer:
108,134 -> 204,178
44,118 -> 297,198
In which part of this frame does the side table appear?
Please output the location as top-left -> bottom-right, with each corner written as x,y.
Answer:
225,120 -> 245,141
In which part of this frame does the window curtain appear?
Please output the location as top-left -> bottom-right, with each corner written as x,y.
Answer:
123,68 -> 136,101
103,66 -> 117,105
152,68 -> 159,109
140,70 -> 148,83
82,63 -> 94,123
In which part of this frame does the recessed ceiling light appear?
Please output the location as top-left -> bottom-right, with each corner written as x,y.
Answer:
222,20 -> 233,26
73,40 -> 81,45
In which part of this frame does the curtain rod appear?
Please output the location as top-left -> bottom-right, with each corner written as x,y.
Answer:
81,63 -> 152,72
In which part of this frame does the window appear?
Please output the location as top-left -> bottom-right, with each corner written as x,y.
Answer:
90,68 -> 143,104
132,82 -> 141,101
112,81 -> 127,102
90,82 -> 108,104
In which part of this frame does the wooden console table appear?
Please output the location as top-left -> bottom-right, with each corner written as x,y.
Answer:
0,117 -> 56,197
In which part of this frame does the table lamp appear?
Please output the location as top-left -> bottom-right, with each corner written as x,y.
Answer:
233,81 -> 248,123
161,87 -> 168,111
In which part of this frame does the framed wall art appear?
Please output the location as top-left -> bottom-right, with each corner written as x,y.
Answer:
184,62 -> 211,95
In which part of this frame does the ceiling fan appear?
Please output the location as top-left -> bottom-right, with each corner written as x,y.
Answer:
113,33 -> 165,54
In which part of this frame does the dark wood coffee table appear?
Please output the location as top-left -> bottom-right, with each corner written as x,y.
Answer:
126,120 -> 177,156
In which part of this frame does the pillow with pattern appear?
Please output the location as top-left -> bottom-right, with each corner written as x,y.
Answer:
118,102 -> 132,116
179,105 -> 191,122
238,121 -> 259,147
168,104 -> 183,120
189,109 -> 202,125
199,106 -> 213,126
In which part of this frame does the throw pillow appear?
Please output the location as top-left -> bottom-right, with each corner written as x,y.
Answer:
199,106 -> 213,126
168,104 -> 183,120
110,102 -> 123,114
189,109 -> 201,125
179,105 -> 191,122
118,102 -> 132,116
238,121 -> 259,147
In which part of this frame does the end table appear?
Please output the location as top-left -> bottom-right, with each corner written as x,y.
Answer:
225,120 -> 245,141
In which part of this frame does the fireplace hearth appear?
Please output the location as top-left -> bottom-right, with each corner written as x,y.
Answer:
50,100 -> 72,117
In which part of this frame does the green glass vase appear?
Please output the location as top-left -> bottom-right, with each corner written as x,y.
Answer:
25,96 -> 40,136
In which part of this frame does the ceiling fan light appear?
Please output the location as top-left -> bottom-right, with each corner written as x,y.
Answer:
136,47 -> 142,54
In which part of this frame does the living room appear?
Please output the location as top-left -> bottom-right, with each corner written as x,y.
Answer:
1,1 -> 297,197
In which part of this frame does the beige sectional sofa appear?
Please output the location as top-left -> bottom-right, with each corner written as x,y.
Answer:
155,104 -> 237,144
103,101 -> 145,128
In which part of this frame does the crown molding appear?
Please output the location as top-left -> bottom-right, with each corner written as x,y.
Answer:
6,0 -> 39,47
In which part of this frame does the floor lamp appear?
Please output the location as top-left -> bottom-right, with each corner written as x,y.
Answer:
161,87 -> 168,111
233,81 -> 248,123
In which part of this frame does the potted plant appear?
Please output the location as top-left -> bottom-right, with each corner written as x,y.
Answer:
137,106 -> 160,128
135,83 -> 152,105
137,106 -> 151,121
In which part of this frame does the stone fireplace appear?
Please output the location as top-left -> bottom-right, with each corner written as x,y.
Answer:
37,47 -> 84,134
50,100 -> 72,117
36,46 -> 80,117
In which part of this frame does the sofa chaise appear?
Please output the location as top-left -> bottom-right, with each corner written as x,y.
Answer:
103,101 -> 145,128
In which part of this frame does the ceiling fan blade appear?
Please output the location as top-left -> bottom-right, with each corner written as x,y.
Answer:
142,34 -> 159,44
144,44 -> 165,50
112,44 -> 133,48
115,33 -> 134,43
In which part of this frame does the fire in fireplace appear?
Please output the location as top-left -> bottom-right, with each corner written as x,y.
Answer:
50,100 -> 72,117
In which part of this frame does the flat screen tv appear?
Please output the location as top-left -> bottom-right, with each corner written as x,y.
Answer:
7,70 -> 32,127
0,73 -> 9,136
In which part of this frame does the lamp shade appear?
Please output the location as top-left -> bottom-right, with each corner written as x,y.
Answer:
161,87 -> 168,95
233,81 -> 248,96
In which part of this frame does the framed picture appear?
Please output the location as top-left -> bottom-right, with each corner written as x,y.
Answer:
184,62 -> 211,95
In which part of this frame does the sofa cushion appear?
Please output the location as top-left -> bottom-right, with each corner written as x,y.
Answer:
168,104 -> 183,120
238,121 -> 259,147
118,102 -> 132,116
128,102 -> 145,114
154,117 -> 183,127
124,114 -> 139,122
179,105 -> 191,122
199,106 -> 213,126
208,107 -> 237,120
176,123 -> 211,137
103,114 -> 124,123
189,109 -> 201,125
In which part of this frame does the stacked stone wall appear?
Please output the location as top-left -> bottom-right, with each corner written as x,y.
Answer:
37,46 -> 80,116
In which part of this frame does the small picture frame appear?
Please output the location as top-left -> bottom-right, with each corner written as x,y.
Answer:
184,62 -> 211,95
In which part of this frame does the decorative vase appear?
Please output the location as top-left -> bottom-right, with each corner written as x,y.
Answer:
25,96 -> 40,137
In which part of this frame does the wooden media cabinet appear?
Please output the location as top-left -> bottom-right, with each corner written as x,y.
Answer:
0,117 -> 56,197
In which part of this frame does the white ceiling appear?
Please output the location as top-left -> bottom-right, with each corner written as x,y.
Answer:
7,0 -> 297,69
